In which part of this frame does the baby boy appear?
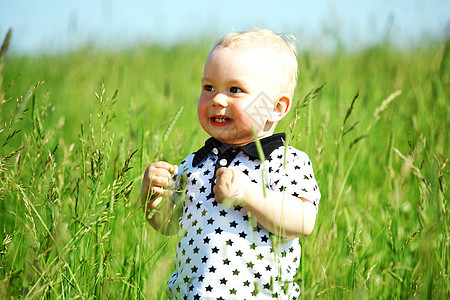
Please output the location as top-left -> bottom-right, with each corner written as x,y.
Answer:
141,29 -> 321,299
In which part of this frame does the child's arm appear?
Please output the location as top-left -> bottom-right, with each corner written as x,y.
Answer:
140,161 -> 179,235
214,167 -> 317,238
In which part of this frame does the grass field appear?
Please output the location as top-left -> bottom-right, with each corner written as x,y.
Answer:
0,28 -> 449,299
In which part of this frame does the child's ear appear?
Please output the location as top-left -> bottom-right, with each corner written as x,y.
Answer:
268,93 -> 291,123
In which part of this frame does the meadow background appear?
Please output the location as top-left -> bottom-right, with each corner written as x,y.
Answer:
0,26 -> 448,299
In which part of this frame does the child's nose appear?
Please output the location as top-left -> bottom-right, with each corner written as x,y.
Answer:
212,93 -> 228,107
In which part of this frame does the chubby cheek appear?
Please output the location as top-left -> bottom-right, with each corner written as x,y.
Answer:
232,102 -> 267,132
197,98 -> 209,128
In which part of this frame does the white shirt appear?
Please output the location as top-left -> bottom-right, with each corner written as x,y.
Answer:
166,134 -> 320,300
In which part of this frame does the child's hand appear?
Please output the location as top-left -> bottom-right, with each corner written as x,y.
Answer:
214,167 -> 251,204
141,161 -> 178,206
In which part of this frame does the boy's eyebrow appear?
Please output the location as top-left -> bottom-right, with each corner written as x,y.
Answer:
202,76 -> 248,86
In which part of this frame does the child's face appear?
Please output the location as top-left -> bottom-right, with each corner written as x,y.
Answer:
198,46 -> 283,146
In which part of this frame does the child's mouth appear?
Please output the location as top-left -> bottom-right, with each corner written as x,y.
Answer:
210,116 -> 232,126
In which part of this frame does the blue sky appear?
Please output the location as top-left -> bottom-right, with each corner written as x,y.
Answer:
1,0 -> 449,54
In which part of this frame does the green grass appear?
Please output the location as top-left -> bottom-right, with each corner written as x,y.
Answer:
0,27 -> 448,299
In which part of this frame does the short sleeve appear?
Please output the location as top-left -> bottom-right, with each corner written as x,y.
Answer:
269,147 -> 321,207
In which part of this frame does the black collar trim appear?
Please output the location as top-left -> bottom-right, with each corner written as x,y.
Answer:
192,133 -> 286,167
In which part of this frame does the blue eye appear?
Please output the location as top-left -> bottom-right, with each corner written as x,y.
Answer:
230,87 -> 243,93
204,85 -> 215,92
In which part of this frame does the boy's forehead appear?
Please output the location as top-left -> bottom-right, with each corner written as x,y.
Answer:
208,45 -> 279,68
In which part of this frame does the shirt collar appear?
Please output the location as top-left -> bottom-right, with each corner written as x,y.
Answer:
192,133 -> 286,167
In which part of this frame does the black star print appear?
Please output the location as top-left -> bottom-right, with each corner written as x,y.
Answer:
201,209 -> 207,216
201,256 -> 208,263
186,257 -> 191,264
196,202 -> 201,209
232,269 -> 240,276
219,209 -> 227,217
183,276 -> 189,283
254,272 -> 262,279
203,169 -> 210,176
235,250 -> 243,257
255,164 -> 260,169
207,218 -> 214,225
215,227 -> 223,234
223,258 -> 230,265
191,266 -> 198,273
191,178 -> 197,185
250,243 -> 257,250
261,235 -> 269,242
234,205 -> 242,211
291,179 -> 297,185
198,275 -> 204,282
203,236 -> 210,244
198,163 -> 204,168
206,285 -> 213,292
295,165 -> 300,170
263,283 -> 271,290
247,261 -> 254,268
242,169 -> 249,175
188,238 -> 194,245
193,247 -> 199,254
212,246 -> 219,253
230,221 -> 238,228
257,253 -> 264,260
212,200 -> 219,207
220,278 -> 227,285
233,160 -> 241,166
230,288 -> 237,295
199,186 -> 206,193
266,265 -> 272,271
209,266 -> 216,273
243,280 -> 250,287
226,239 -> 233,246
206,192 -> 214,200
194,294 -> 200,300
192,220 -> 198,226
196,227 -> 202,235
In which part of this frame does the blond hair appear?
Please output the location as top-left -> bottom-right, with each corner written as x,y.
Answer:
213,29 -> 298,97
